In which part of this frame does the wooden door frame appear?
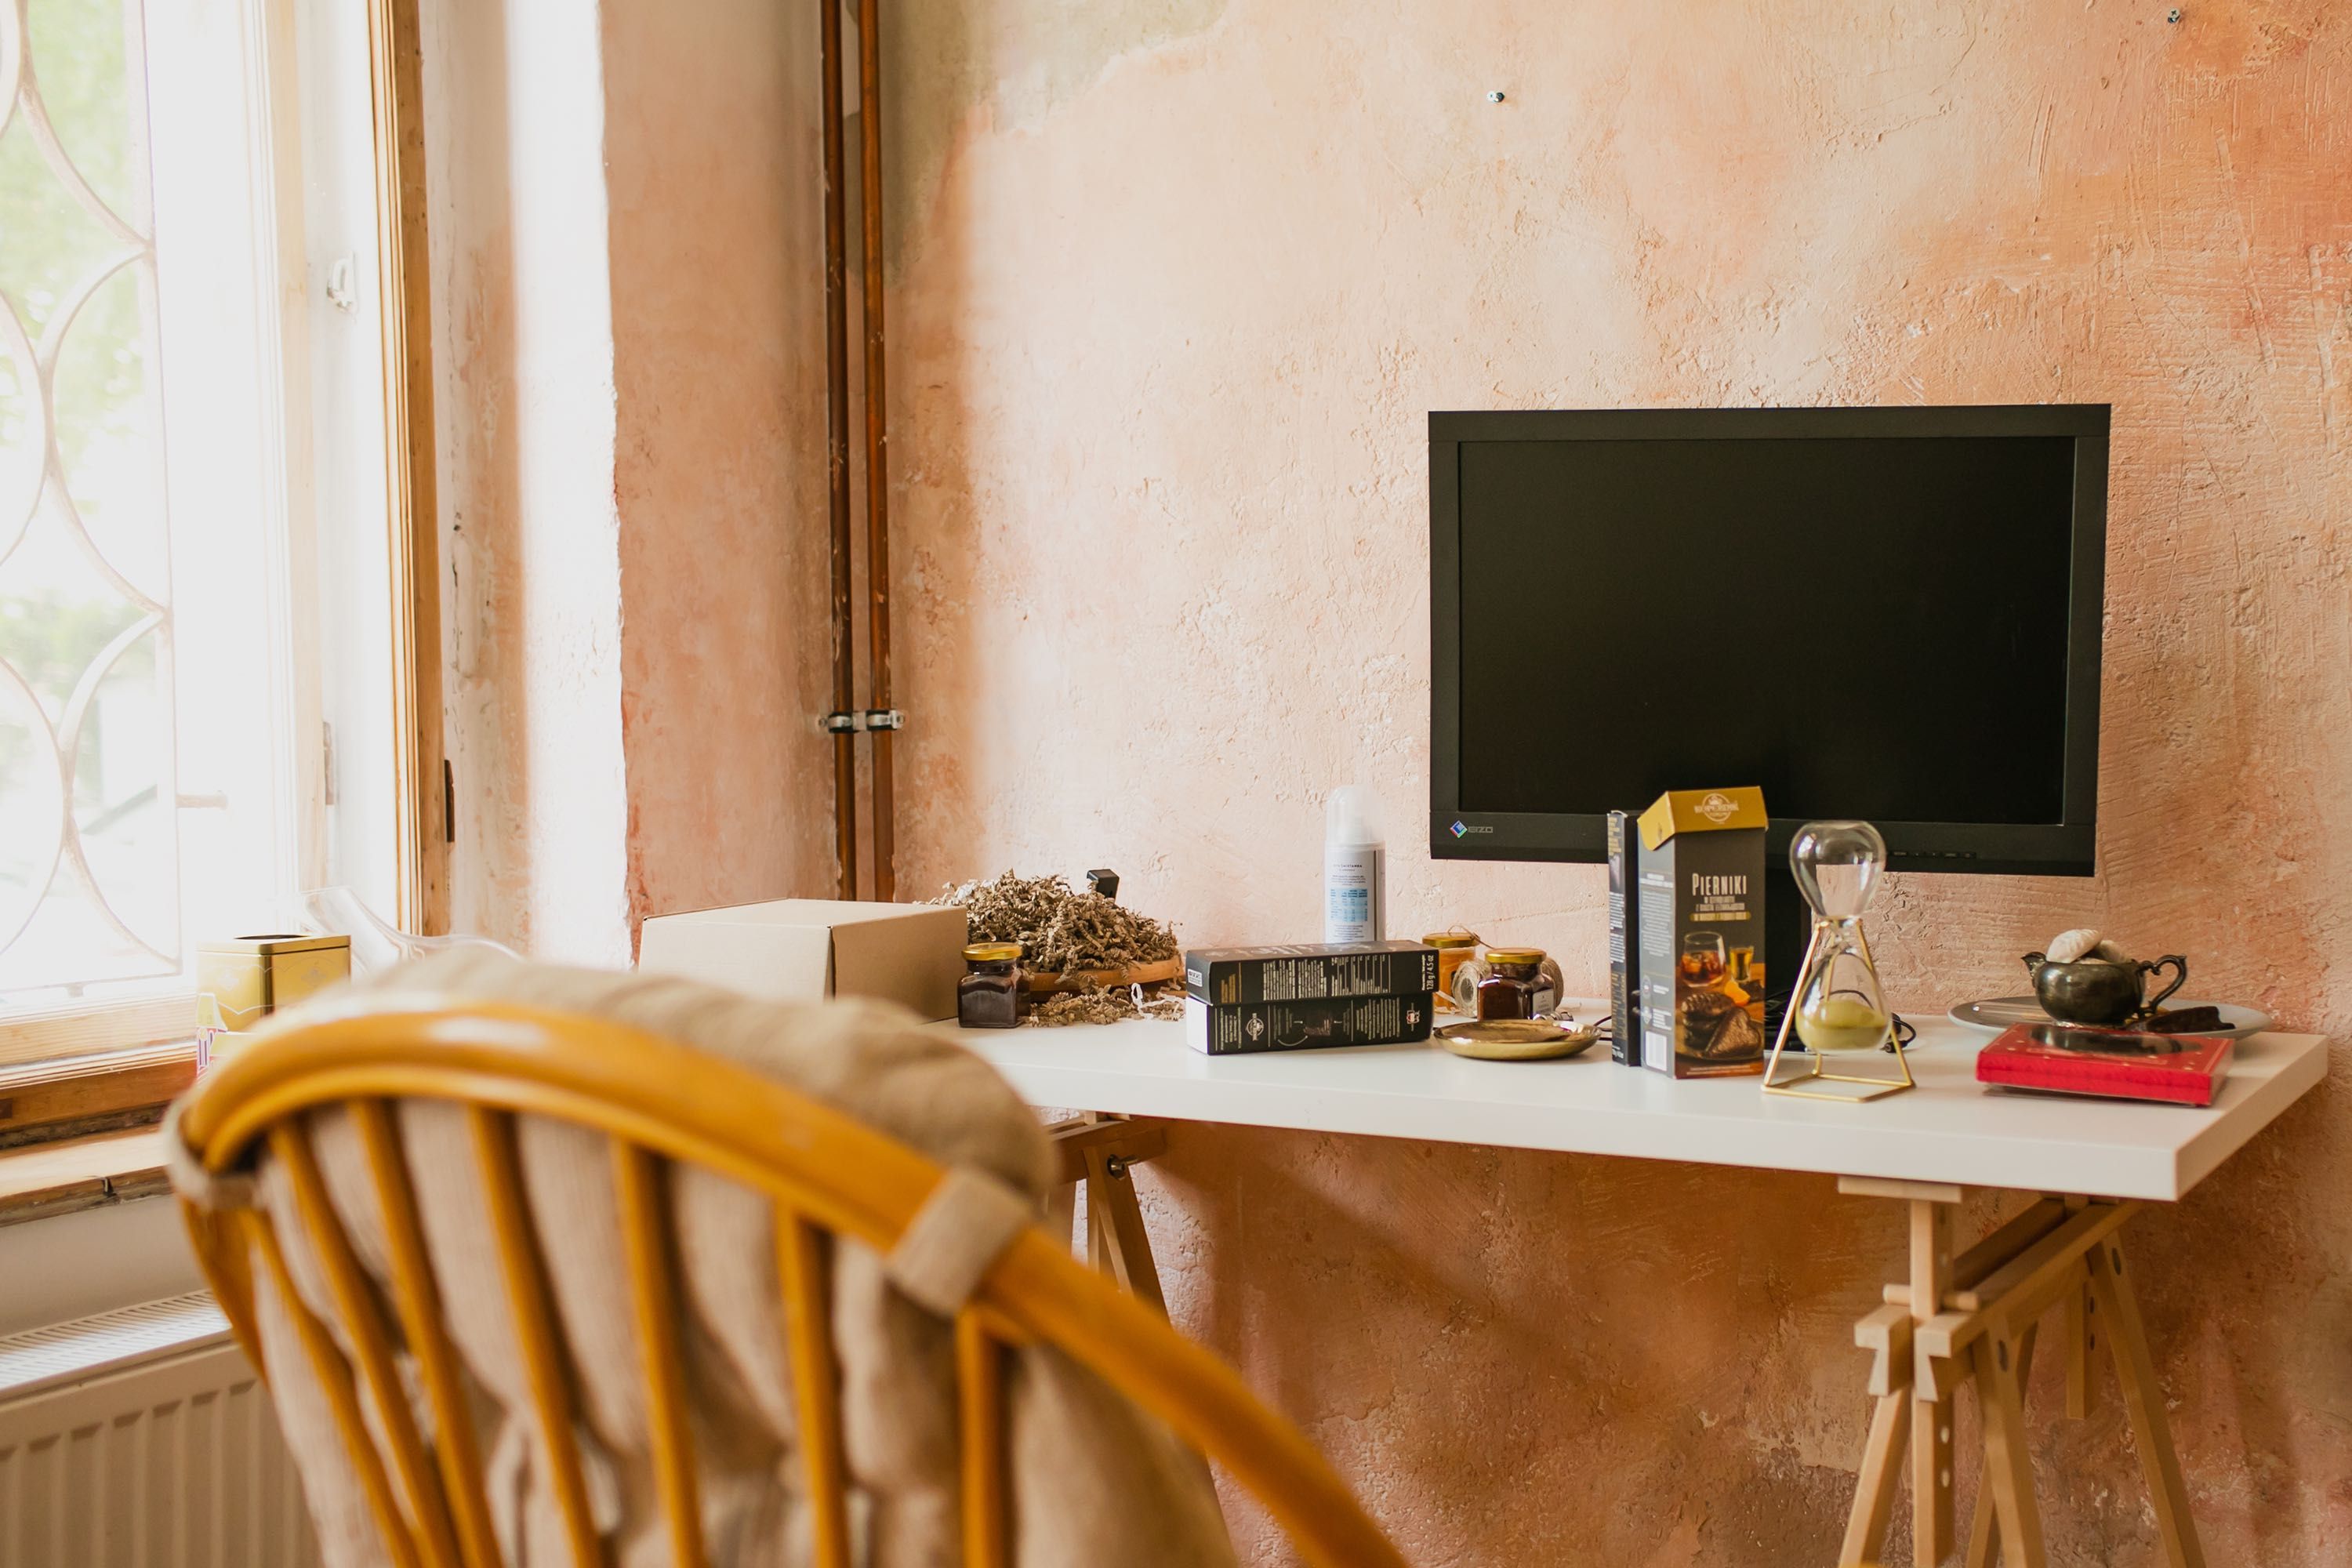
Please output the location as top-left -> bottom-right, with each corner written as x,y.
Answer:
367,0 -> 448,938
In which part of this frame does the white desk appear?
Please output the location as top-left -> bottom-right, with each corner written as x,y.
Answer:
941,1006 -> 2331,1568
943,1008 -> 2328,1203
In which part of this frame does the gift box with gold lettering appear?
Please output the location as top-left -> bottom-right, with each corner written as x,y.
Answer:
1635,787 -> 1768,1077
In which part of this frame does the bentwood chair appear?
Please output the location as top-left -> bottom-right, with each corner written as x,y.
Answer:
169,999 -> 1409,1568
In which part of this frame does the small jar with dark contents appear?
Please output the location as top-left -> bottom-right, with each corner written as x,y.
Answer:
1476,947 -> 1548,1021
957,942 -> 1024,1029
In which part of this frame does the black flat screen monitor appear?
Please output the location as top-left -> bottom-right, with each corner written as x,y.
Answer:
1428,405 -> 2108,876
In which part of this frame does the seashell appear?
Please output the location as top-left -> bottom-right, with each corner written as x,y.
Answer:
2090,938 -> 2134,965
2045,927 -> 2103,964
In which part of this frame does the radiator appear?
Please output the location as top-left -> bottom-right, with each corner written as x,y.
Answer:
0,1294 -> 321,1568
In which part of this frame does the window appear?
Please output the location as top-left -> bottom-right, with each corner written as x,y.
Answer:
0,0 -> 427,1070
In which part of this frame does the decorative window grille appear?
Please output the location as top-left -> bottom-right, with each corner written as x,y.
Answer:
0,0 -> 408,1038
0,0 -> 179,997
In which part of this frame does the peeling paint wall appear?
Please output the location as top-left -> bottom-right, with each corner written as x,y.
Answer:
426,0 -> 631,966
415,0 -> 2350,1559
880,2 -> 2352,1563
602,0 -> 836,929
426,0 -> 834,956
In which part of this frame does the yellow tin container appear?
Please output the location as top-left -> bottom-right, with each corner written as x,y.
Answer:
197,933 -> 352,1033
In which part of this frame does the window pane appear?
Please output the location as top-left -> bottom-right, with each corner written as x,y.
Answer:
0,0 -> 178,1001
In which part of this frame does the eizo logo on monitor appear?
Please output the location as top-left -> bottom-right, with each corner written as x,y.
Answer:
1450,821 -> 1468,838
1450,821 -> 1493,838
1698,792 -> 1739,823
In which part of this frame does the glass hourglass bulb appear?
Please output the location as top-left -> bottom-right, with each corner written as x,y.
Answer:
1789,822 -> 1893,1054
1789,820 -> 1885,923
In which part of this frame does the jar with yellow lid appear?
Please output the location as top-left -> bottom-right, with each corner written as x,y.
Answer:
1423,931 -> 1481,1008
958,942 -> 1024,1029
1478,947 -> 1555,1021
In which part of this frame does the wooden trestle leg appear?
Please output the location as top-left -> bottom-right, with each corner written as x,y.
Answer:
1045,1116 -> 1171,1314
1834,1179 -> 2205,1568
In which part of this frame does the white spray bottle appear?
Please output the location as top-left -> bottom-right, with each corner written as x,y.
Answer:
1323,785 -> 1385,943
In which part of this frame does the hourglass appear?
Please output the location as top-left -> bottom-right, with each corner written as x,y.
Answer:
1762,820 -> 1915,1102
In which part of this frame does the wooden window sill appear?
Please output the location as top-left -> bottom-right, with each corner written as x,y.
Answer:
0,1042 -> 198,1151
0,1128 -> 171,1228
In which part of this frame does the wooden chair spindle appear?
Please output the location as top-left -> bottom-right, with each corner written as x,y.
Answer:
245,1207 -> 423,1568
354,1100 -> 503,1568
274,1120 -> 463,1568
777,1211 -> 853,1568
956,1309 -> 1010,1568
615,1142 -> 708,1568
470,1105 -> 604,1566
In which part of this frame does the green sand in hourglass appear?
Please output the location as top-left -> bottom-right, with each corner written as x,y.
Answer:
1795,993 -> 1892,1053
1766,819 -> 1912,1100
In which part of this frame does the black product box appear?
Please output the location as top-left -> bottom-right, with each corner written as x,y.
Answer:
1607,809 -> 1641,1066
1183,993 -> 1435,1055
1635,787 -> 1768,1078
1183,941 -> 1439,1006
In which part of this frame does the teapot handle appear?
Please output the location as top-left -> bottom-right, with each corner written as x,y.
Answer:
2140,954 -> 2188,1012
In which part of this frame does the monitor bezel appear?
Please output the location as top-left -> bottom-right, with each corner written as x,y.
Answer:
1428,404 -> 2109,875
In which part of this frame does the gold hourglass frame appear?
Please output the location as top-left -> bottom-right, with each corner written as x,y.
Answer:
1762,917 -> 1915,1102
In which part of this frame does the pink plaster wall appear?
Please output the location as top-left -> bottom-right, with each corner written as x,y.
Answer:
426,0 -> 837,955
602,0 -> 837,931
877,2 -> 2352,1563
426,0 -> 633,964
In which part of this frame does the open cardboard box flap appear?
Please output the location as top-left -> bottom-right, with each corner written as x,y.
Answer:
637,898 -> 967,1022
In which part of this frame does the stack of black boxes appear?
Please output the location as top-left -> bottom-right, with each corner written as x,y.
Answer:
1181,941 -> 1439,1055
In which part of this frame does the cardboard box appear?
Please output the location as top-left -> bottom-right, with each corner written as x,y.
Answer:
1183,941 -> 1439,1005
1635,787 -> 1768,1078
1183,993 -> 1434,1055
637,899 -> 967,1022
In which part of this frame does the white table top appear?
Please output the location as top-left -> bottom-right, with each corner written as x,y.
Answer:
940,1007 -> 2332,1202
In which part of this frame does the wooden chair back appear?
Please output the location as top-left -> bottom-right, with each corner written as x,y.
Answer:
171,999 -> 1409,1568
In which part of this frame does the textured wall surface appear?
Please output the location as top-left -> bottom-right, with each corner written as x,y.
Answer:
602,0 -> 837,929
426,0 -> 834,957
426,0 -> 633,964
876,2 -> 2352,1563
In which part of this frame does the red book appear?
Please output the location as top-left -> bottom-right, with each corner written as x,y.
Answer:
1976,1022 -> 2235,1107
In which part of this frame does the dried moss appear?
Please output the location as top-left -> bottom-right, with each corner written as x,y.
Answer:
1024,982 -> 1189,1029
932,871 -> 1178,974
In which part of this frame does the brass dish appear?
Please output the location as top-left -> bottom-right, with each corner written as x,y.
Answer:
1436,1018 -> 1599,1062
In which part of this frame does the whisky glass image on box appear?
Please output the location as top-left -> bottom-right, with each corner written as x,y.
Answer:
1678,931 -> 1726,991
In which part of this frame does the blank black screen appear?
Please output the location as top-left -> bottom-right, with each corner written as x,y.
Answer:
1457,435 -> 2076,824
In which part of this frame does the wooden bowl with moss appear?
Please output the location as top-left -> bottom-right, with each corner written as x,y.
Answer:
935,871 -> 1183,999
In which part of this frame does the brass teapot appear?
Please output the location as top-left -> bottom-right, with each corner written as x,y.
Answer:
2020,950 -> 2187,1028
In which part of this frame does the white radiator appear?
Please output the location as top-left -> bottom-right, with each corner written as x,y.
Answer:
0,1294 -> 320,1568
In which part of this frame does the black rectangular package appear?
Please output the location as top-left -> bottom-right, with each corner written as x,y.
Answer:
1607,809 -> 1642,1066
1182,993 -> 1435,1055
1183,941 -> 1439,1006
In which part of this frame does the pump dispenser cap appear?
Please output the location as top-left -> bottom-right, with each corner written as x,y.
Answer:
1326,785 -> 1381,845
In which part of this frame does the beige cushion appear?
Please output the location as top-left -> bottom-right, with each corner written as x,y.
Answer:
226,949 -> 1232,1568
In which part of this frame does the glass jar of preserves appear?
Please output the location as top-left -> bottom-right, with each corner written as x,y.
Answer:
958,942 -> 1024,1029
1423,931 -> 1482,1008
1477,947 -> 1550,1021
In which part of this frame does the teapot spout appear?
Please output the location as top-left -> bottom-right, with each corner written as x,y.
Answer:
2022,951 -> 2047,977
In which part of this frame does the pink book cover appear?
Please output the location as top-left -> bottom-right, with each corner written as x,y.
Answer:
1976,1022 -> 2235,1108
